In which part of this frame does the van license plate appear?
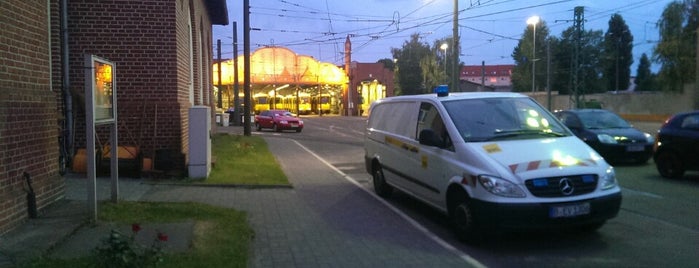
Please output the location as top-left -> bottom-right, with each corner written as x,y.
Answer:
627,145 -> 644,152
549,202 -> 590,218
291,123 -> 298,127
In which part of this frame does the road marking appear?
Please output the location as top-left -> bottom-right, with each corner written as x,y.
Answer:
292,140 -> 486,268
621,187 -> 663,199
329,125 -> 365,137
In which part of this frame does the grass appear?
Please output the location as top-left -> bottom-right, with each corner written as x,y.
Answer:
22,133 -> 287,267
22,202 -> 253,268
203,134 -> 289,185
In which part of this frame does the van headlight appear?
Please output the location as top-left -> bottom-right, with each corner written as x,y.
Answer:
600,166 -> 618,190
477,175 -> 526,198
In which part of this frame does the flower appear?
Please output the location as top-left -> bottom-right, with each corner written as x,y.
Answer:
132,223 -> 142,233
157,232 -> 168,242
94,227 -> 167,267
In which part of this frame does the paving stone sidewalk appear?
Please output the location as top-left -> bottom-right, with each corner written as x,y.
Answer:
139,136 -> 475,267
0,126 -> 476,267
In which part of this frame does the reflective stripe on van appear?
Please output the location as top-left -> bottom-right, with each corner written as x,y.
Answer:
508,158 -> 598,174
385,136 -> 419,153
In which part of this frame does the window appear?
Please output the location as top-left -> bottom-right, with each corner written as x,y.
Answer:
368,101 -> 417,139
417,102 -> 453,150
681,115 -> 699,129
443,97 -> 567,142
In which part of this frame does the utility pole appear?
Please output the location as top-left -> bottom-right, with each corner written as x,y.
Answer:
547,39 -> 552,110
451,0 -> 459,91
217,39 -> 222,109
695,26 -> 699,110
243,0 -> 251,136
233,21 -> 241,126
572,6 -> 585,108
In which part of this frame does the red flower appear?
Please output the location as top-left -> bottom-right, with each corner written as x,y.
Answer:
132,223 -> 142,233
157,232 -> 168,242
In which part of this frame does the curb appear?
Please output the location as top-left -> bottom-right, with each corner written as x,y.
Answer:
141,181 -> 293,189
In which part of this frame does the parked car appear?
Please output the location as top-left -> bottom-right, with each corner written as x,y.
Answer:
554,109 -> 654,164
254,109 -> 303,132
653,111 -> 699,178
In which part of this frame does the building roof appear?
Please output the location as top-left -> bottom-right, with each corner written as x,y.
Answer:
460,64 -> 514,77
206,0 -> 229,25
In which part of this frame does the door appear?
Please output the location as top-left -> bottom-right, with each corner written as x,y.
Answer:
411,102 -> 457,206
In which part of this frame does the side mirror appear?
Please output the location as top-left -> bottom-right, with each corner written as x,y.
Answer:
419,129 -> 444,148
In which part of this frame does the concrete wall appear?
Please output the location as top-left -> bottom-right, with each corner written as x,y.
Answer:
529,84 -> 697,122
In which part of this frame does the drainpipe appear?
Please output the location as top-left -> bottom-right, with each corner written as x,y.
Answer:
60,0 -> 74,161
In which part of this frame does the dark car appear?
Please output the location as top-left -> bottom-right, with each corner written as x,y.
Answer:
254,109 -> 303,132
653,111 -> 699,178
555,109 -> 654,164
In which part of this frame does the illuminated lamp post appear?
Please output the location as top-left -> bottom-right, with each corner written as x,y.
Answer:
440,43 -> 448,83
527,15 -> 540,92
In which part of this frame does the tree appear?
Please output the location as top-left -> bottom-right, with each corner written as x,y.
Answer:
420,49 -> 441,92
391,34 -> 457,95
377,58 -> 395,71
654,0 -> 698,92
551,27 -> 605,95
511,20 -> 550,92
635,53 -> 656,91
602,14 -> 634,92
433,37 -> 459,89
391,33 -> 433,95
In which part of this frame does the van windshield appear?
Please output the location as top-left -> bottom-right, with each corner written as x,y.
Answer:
442,97 -> 571,142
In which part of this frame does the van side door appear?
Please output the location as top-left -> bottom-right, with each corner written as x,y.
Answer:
413,102 -> 457,207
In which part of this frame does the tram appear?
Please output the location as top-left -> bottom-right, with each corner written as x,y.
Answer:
315,93 -> 331,114
252,92 -> 270,114
253,91 -> 336,115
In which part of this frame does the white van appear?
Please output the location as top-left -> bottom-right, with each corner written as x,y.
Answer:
364,88 -> 622,241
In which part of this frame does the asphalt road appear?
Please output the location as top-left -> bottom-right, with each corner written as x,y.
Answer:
255,116 -> 698,268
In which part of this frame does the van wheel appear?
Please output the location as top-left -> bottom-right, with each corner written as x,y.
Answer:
273,124 -> 281,132
655,151 -> 684,178
451,201 -> 482,242
256,123 -> 262,131
372,165 -> 393,198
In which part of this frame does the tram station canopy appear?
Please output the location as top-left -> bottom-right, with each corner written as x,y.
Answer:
213,46 -> 348,86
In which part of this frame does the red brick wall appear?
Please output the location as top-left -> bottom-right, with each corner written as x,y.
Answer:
175,0 -> 215,166
0,1 -> 64,235
63,0 -> 217,173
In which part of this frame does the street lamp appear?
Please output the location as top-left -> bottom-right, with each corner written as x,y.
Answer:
440,43 -> 448,83
527,15 -> 540,93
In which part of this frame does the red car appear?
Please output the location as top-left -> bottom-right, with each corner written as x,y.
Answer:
254,110 -> 303,132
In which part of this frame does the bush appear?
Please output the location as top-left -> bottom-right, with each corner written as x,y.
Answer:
93,224 -> 168,268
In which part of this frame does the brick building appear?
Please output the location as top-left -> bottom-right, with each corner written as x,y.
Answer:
0,1 -> 60,235
0,0 -> 227,235
347,62 -> 395,116
460,64 -> 514,91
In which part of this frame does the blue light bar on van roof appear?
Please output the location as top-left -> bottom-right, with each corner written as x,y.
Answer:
434,85 -> 449,97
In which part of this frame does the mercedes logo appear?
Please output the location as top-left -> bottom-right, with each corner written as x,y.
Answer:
559,178 -> 574,196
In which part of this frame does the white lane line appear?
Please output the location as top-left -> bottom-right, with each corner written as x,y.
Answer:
328,125 -> 365,138
621,187 -> 663,199
292,140 -> 487,268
